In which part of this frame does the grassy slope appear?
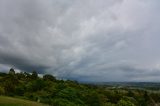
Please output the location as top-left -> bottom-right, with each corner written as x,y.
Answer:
0,96 -> 48,106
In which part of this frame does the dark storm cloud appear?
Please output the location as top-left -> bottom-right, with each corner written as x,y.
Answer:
0,0 -> 160,81
0,54 -> 47,73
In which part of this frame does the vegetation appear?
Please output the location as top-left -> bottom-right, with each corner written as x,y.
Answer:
0,68 -> 160,106
0,96 -> 48,106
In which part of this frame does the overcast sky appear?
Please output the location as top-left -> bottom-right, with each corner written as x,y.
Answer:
0,0 -> 160,82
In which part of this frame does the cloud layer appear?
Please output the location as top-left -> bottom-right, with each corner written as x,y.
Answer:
0,0 -> 160,82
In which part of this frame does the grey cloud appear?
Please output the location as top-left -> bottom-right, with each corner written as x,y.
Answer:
0,0 -> 160,82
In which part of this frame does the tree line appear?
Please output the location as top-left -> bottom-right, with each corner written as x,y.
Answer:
0,68 -> 160,106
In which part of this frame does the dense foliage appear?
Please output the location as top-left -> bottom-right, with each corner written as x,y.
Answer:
0,68 -> 160,106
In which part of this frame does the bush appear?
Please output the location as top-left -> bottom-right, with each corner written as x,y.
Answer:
117,98 -> 136,106
51,98 -> 83,106
0,86 -> 5,95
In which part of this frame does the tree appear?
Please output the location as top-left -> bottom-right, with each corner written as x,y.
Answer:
127,90 -> 134,97
9,68 -> 15,75
3,80 -> 15,95
16,72 -> 25,80
83,91 -> 102,106
24,72 -> 31,81
26,79 -> 45,92
0,86 -> 5,95
43,74 -> 56,81
31,70 -> 38,80
117,99 -> 135,106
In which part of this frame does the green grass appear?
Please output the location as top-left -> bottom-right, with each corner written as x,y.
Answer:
0,96 -> 48,106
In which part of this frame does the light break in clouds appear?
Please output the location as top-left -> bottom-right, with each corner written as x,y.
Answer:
0,0 -> 160,82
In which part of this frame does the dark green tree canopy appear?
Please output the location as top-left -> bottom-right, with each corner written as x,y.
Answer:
31,70 -> 38,79
43,74 -> 56,81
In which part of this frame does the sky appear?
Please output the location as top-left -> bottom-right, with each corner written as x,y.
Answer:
0,0 -> 160,82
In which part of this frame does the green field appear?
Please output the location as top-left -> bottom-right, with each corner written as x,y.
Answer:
0,96 -> 48,106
